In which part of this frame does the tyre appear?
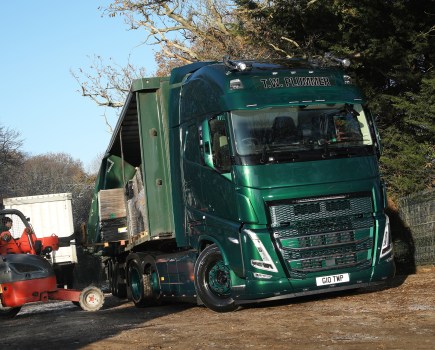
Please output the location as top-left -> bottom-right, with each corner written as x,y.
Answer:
79,286 -> 105,312
128,258 -> 161,308
0,306 -> 21,319
194,244 -> 238,312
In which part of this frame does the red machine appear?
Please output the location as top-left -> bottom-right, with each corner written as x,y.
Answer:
0,209 -> 104,318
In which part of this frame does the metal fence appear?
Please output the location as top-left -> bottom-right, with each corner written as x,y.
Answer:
392,189 -> 435,270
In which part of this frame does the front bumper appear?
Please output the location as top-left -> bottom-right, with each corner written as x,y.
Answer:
232,257 -> 395,304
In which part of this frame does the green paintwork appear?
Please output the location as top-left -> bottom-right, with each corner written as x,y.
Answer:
172,62 -> 364,128
87,77 -> 174,244
232,156 -> 381,224
136,82 -> 174,236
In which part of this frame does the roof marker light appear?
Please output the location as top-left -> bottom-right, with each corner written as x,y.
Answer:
324,53 -> 351,68
223,56 -> 252,72
342,59 -> 351,67
236,62 -> 248,71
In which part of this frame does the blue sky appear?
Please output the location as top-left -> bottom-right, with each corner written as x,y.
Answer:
0,1 -> 157,170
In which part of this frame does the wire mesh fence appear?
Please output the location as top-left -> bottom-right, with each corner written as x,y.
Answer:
393,189 -> 435,269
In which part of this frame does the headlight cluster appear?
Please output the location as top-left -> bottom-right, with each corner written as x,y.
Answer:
380,215 -> 393,258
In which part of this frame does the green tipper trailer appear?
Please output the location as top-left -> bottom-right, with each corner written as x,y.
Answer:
87,58 -> 395,312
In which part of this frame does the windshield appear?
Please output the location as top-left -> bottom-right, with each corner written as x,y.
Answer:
230,104 -> 373,163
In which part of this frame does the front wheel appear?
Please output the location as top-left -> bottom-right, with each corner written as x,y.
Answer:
79,286 -> 105,312
194,244 -> 238,312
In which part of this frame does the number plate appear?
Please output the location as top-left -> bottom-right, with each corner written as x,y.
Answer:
316,273 -> 350,286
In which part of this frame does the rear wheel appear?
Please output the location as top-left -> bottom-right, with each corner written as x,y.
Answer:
128,258 -> 161,308
194,244 -> 238,312
79,286 -> 105,312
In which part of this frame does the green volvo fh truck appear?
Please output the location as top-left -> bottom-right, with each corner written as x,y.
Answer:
87,58 -> 395,312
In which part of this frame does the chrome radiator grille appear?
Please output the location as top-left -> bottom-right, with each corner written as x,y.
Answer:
268,193 -> 374,276
270,195 -> 372,228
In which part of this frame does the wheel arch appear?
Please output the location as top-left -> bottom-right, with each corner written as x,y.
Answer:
197,236 -> 229,265
193,241 -> 238,312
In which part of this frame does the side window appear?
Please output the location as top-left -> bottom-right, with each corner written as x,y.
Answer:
209,118 -> 231,173
184,123 -> 200,163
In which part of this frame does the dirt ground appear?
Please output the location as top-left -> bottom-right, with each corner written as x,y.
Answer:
2,266 -> 435,350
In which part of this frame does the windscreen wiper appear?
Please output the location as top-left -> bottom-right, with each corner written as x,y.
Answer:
322,144 -> 372,158
327,139 -> 369,147
260,144 -> 304,163
269,143 -> 313,151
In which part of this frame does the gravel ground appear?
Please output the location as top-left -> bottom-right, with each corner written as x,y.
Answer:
1,266 -> 434,350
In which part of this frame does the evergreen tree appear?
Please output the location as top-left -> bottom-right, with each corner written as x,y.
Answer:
237,0 -> 435,198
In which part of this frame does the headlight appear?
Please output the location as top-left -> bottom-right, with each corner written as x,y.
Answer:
380,215 -> 393,258
245,230 -> 278,273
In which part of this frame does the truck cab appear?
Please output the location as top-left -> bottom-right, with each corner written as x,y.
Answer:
169,60 -> 394,309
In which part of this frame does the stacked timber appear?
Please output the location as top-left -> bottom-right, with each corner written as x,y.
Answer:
98,188 -> 128,241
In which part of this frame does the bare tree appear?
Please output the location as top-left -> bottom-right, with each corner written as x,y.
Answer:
16,153 -> 86,195
86,151 -> 105,176
0,124 -> 24,200
105,0 -> 258,63
71,55 -> 147,132
11,153 -> 96,232
72,0 -> 269,120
